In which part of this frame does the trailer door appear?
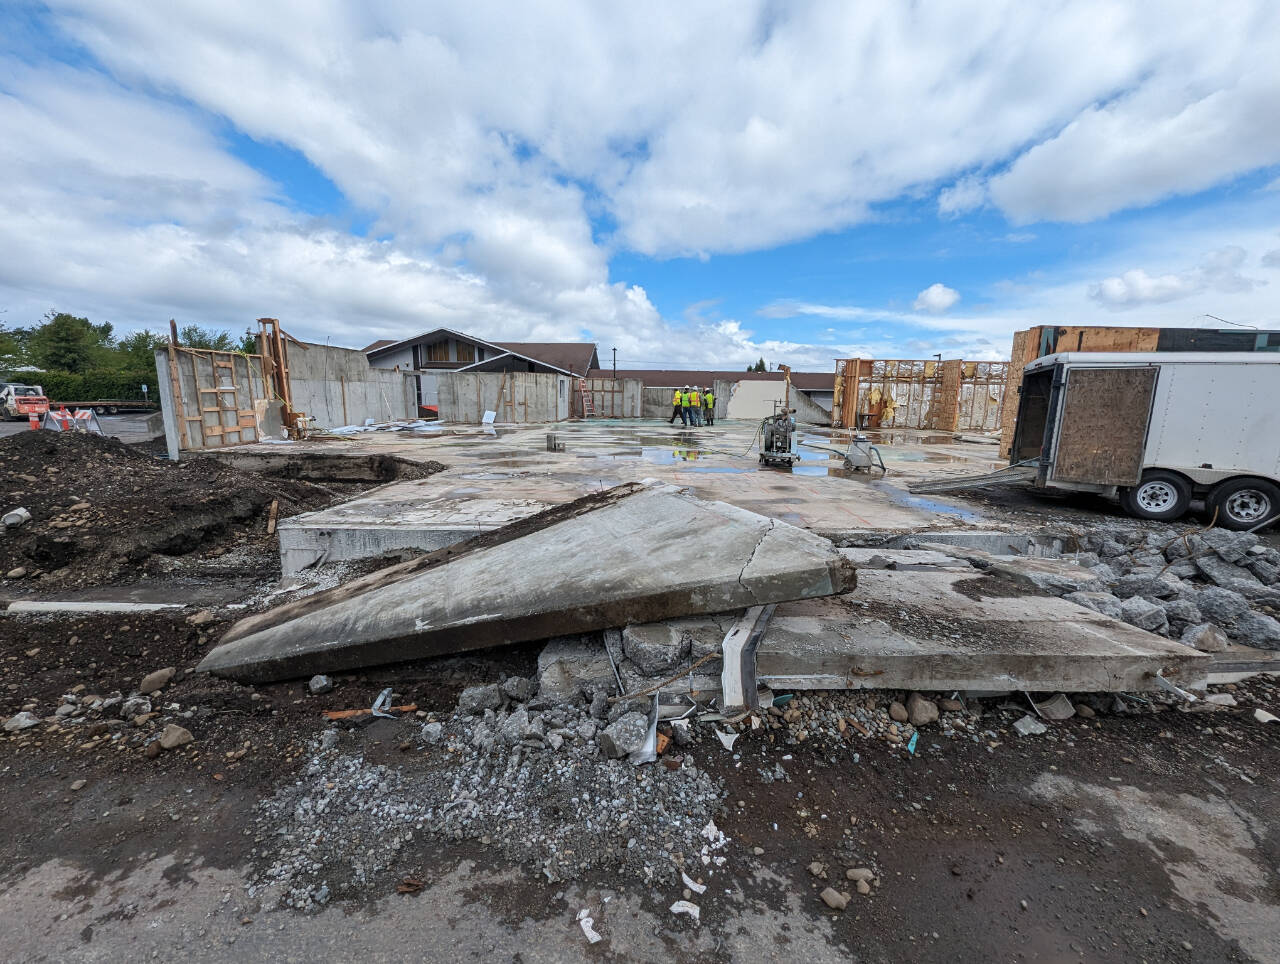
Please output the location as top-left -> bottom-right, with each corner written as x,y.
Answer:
1049,366 -> 1157,486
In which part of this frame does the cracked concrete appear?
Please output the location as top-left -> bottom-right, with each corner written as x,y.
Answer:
200,484 -> 856,682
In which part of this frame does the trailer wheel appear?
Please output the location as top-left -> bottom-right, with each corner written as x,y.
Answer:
1120,471 -> 1191,522
93,405 -> 106,415
1209,478 -> 1280,531
108,405 -> 119,414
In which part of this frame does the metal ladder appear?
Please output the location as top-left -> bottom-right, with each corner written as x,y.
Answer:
578,380 -> 595,418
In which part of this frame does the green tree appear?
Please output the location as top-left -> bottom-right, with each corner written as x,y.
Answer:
746,357 -> 767,373
238,328 -> 259,354
177,325 -> 240,351
114,329 -> 169,369
30,313 -> 113,373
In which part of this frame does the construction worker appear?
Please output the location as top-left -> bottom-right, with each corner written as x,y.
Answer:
668,386 -> 685,425
703,386 -> 715,426
689,386 -> 702,426
680,385 -> 692,426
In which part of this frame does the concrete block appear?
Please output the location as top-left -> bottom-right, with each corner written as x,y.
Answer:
754,569 -> 1207,693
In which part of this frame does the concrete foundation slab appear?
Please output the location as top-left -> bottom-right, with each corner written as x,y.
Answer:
755,569 -> 1208,692
200,483 -> 857,683
278,478 -> 552,573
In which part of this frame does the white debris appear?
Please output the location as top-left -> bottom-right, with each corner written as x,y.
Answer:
1255,709 -> 1279,724
669,900 -> 700,923
714,727 -> 739,751
576,908 -> 602,944
1013,715 -> 1047,736
681,870 -> 707,895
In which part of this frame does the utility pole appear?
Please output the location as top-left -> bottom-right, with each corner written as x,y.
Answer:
612,347 -> 617,378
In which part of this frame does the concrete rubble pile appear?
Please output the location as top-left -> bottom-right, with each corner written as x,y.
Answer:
200,482 -> 857,683
915,525 -> 1280,652
250,674 -> 725,910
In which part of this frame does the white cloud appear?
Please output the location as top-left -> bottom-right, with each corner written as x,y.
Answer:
1262,249 -> 1280,269
1088,245 -> 1263,309
937,176 -> 986,217
2,2 -> 1280,371
913,283 -> 960,313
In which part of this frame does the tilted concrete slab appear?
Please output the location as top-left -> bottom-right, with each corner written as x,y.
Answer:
755,569 -> 1208,693
200,483 -> 857,683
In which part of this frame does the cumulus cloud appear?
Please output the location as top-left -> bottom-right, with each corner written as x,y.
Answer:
3,2 -> 1280,367
1088,246 -> 1263,308
913,283 -> 960,313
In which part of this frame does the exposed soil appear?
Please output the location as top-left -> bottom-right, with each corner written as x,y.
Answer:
0,431 -> 384,590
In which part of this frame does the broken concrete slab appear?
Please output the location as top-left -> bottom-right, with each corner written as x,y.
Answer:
918,543 -> 1102,596
200,483 -> 857,683
838,548 -> 973,570
753,569 -> 1208,693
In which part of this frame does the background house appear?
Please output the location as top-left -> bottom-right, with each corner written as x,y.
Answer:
364,329 -> 598,413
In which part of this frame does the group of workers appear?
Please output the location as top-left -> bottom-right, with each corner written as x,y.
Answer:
668,385 -> 716,426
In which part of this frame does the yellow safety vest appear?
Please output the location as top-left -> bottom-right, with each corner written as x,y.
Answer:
705,392 -> 714,406
690,391 -> 700,406
682,392 -> 692,406
672,390 -> 683,406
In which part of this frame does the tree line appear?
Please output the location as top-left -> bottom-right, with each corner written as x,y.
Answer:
0,312 -> 255,402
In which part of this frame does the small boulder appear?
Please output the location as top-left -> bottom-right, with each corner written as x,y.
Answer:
5,567 -> 27,580
1159,598 -> 1202,625
501,676 -> 533,702
855,878 -> 872,895
808,861 -> 826,877
598,711 -> 649,759
888,701 -> 909,723
158,724 -> 193,750
186,609 -> 215,626
1063,591 -> 1124,620
420,721 -> 443,744
906,693 -> 939,727
1118,596 -> 1168,634
1231,611 -> 1280,649
119,696 -> 151,719
138,667 -> 176,695
456,684 -> 503,715
819,887 -> 849,910
3,711 -> 40,732
319,729 -> 340,750
1181,622 -> 1230,653
1195,586 -> 1251,624
846,867 -> 875,882
308,674 -> 335,695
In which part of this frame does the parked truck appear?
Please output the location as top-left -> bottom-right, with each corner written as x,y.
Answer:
1009,352 -> 1280,529
0,382 -> 50,420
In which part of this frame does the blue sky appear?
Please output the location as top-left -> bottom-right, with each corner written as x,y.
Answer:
2,1 -> 1279,370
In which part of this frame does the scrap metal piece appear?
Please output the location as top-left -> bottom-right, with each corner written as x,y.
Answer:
370,687 -> 396,718
1153,673 -> 1198,703
719,604 -> 776,717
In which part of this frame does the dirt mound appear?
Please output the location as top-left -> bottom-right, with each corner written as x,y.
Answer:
1,431 -> 337,587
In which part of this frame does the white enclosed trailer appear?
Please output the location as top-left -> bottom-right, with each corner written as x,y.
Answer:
1010,352 -> 1280,529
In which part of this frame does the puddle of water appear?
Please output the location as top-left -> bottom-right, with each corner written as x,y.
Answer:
871,481 -> 983,522
685,466 -> 752,474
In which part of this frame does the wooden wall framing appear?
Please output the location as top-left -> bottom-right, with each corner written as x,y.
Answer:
833,358 -> 1008,433
164,345 -> 270,451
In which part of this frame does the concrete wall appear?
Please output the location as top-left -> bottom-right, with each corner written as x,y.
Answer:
725,378 -> 787,419
286,341 -> 417,429
578,377 -> 643,417
437,371 -> 570,423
